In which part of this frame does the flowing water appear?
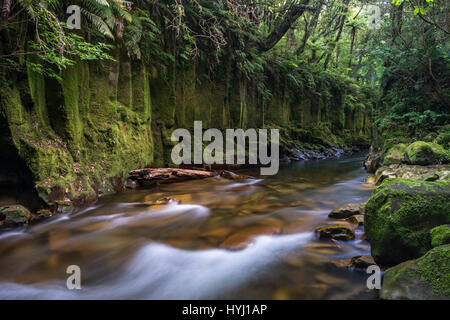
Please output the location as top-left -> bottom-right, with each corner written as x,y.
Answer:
0,154 -> 377,299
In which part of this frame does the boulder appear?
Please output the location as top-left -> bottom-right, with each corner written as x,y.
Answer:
430,225 -> 450,248
0,204 -> 32,227
315,225 -> 355,241
383,143 -> 407,165
405,141 -> 448,165
381,245 -> 450,300
328,203 -> 364,219
365,178 -> 450,266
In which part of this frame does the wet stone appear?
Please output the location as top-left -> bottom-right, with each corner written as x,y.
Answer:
345,215 -> 364,226
328,203 -> 364,219
315,225 -> 355,241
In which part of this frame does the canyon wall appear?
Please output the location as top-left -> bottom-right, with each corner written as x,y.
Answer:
0,57 -> 372,208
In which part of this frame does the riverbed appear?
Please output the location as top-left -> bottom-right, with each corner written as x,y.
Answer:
0,154 -> 377,299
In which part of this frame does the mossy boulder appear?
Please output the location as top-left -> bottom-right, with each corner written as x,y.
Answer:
430,225 -> 450,248
365,178 -> 450,266
405,141 -> 448,165
383,144 -> 406,165
0,205 -> 32,227
381,245 -> 450,300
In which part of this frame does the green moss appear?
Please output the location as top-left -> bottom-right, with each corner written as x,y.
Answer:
383,143 -> 407,165
365,178 -> 450,266
61,66 -> 84,150
1,60 -> 155,209
0,205 -> 31,225
27,68 -> 49,128
381,245 -> 450,299
405,141 -> 449,165
413,245 -> 450,296
430,225 -> 450,248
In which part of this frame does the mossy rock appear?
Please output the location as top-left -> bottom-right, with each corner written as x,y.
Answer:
0,205 -> 32,227
315,224 -> 355,241
365,178 -> 450,266
430,225 -> 450,248
383,143 -> 407,165
381,245 -> 450,300
405,141 -> 448,165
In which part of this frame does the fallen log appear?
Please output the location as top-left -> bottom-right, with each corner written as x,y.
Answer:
129,168 -> 218,187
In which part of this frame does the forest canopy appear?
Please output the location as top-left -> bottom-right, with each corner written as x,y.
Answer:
0,0 -> 449,139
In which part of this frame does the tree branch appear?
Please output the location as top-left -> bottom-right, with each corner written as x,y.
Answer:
258,0 -> 313,52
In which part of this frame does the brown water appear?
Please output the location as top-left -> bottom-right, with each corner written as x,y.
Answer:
0,154 -> 377,299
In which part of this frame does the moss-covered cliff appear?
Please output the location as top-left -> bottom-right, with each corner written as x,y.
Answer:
0,57 -> 372,210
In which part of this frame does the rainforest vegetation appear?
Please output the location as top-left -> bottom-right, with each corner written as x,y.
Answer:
0,0 -> 449,300
1,0 -> 448,196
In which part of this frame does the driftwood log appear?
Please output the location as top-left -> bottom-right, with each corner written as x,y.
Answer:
129,168 -> 217,187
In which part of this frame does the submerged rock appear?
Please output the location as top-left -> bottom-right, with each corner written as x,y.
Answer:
405,141 -> 448,165
315,225 -> 355,241
381,245 -> 450,300
131,197 -> 180,210
0,204 -> 32,227
365,178 -> 450,266
219,225 -> 281,250
219,170 -> 251,180
328,203 -> 364,219
430,225 -> 450,248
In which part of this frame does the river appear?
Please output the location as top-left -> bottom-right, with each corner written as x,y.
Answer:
0,153 -> 377,299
